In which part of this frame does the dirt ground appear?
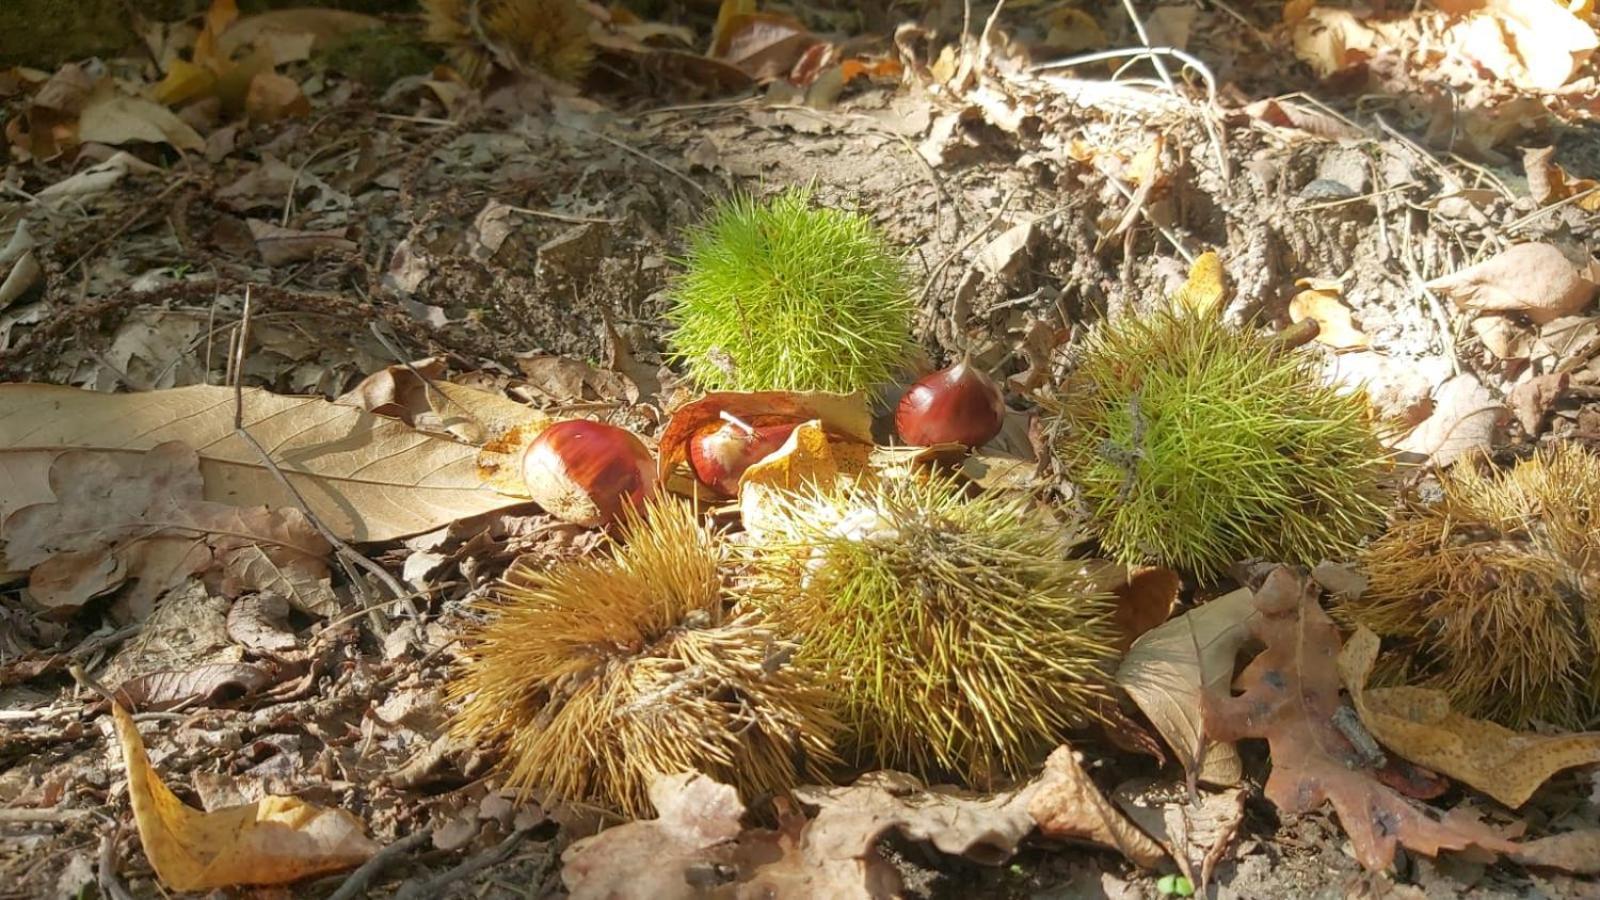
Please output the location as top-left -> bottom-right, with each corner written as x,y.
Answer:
3,1 -> 1600,898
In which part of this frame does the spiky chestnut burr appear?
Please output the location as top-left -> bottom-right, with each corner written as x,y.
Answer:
1042,308 -> 1389,582
448,498 -> 840,817
738,475 -> 1119,786
1337,445 -> 1600,730
666,189 -> 913,393
422,0 -> 593,85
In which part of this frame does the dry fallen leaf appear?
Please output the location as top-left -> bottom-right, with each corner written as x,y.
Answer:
1079,562 -> 1180,652
1506,372 -> 1569,435
1171,250 -> 1225,316
1340,627 -> 1600,810
1440,0 -> 1599,90
1025,746 -> 1166,868
0,384 -> 525,541
111,662 -> 278,712
112,701 -> 377,890
1113,779 -> 1244,890
1426,243 -> 1598,325
1115,587 -> 1257,787
738,420 -> 874,541
560,771 -> 744,900
2,442 -> 331,620
1523,146 -> 1600,211
77,82 -> 204,152
1395,373 -> 1507,466
1202,568 -> 1521,872
1289,279 -> 1370,350
247,219 -> 356,266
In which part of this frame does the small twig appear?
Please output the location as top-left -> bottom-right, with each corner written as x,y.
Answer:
554,123 -> 706,197
229,288 -> 420,619
919,189 -> 1020,307
1505,185 -> 1600,233
97,824 -> 136,900
505,205 -> 620,225
324,828 -> 435,900
1119,0 -> 1177,94
392,828 -> 539,900
0,808 -> 89,824
1031,46 -> 1217,108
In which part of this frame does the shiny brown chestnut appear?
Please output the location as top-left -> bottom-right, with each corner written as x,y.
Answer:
687,413 -> 799,496
895,358 -> 1005,448
522,420 -> 655,527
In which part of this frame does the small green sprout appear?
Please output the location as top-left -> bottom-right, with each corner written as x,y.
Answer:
666,188 -> 913,393
1157,874 -> 1195,897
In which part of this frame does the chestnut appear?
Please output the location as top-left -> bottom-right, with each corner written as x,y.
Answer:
895,358 -> 1006,448
687,413 -> 800,496
522,420 -> 655,527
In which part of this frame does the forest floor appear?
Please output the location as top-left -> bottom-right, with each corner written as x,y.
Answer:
3,1 -> 1600,898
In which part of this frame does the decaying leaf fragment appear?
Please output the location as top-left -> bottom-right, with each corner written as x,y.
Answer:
562,758 -> 1167,899
2,442 -> 331,619
1425,242 -> 1598,325
1203,568 -> 1517,872
1340,627 -> 1600,810
112,702 -> 377,890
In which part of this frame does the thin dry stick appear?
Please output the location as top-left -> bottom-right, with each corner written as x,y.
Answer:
97,824 -> 136,900
391,828 -> 540,900
1119,0 -> 1177,93
1031,45 -> 1229,180
229,288 -> 421,619
556,123 -> 707,197
324,828 -> 435,900
918,188 -> 1019,307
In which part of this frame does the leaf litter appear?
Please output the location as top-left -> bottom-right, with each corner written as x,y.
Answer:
4,0 -> 1600,896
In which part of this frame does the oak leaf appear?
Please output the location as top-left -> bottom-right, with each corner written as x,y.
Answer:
1202,568 -> 1517,872
1340,626 -> 1600,810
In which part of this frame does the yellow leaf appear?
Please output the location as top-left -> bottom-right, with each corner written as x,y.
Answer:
1171,250 -> 1226,316
1340,628 -> 1600,809
150,58 -> 217,106
709,0 -> 758,56
111,702 -> 377,890
195,0 -> 241,71
1289,279 -> 1369,349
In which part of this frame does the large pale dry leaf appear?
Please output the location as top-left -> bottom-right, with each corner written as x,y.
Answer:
77,84 -> 204,152
1426,243 -> 1598,325
112,702 -> 377,890
1395,374 -> 1507,466
2,442 -> 330,620
0,384 -> 522,542
1340,627 -> 1600,809
1291,8 -> 1378,78
1202,568 -> 1521,872
1115,588 -> 1257,787
561,772 -> 745,900
1078,561 -> 1179,651
1446,0 -> 1599,90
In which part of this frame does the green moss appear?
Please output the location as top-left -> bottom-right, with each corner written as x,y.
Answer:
1043,308 -> 1388,581
667,189 -> 913,394
314,25 -> 438,88
740,475 -> 1118,785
